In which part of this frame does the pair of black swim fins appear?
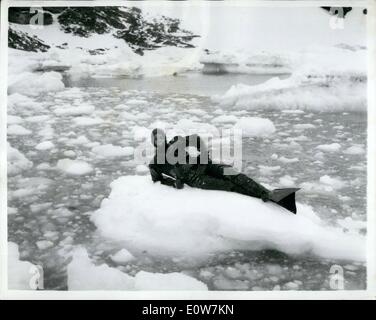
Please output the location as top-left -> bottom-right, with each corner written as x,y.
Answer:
267,188 -> 300,214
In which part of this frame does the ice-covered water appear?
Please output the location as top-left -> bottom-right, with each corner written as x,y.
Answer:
8,73 -> 366,290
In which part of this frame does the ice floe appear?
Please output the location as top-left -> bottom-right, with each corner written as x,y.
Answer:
67,247 -> 207,290
91,176 -> 365,261
57,159 -> 93,175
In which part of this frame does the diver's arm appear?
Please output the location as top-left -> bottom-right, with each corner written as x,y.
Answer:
186,134 -> 211,163
149,164 -> 163,183
149,164 -> 184,189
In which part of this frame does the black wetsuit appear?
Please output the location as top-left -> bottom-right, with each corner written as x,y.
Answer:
149,134 -> 270,201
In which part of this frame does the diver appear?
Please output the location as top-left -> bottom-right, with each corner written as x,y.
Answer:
149,128 -> 299,214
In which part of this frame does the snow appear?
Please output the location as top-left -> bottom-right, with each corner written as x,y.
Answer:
91,176 -> 365,261
92,144 -> 134,158
8,242 -> 36,290
234,117 -> 276,137
57,159 -> 93,175
67,247 -> 208,290
8,143 -> 33,176
316,143 -> 342,152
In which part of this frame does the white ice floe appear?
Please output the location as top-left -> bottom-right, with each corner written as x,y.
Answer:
337,217 -> 366,235
319,175 -> 346,190
8,242 -> 36,290
259,165 -> 281,176
110,249 -> 135,264
8,124 -> 32,136
73,117 -> 104,126
172,119 -> 219,139
278,175 -> 296,187
91,176 -> 365,261
211,115 -> 238,124
215,71 -> 366,112
7,115 -> 24,125
57,159 -> 93,175
54,104 -> 95,116
36,240 -> 54,250
8,143 -> 33,176
67,247 -> 207,290
92,144 -> 134,158
35,141 -> 55,151
316,143 -> 341,152
8,71 -> 65,96
234,117 -> 276,137
293,124 -> 316,130
344,145 -> 365,155
278,156 -> 299,164
135,164 -> 149,174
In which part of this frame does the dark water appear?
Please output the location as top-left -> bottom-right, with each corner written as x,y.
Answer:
64,72 -> 290,96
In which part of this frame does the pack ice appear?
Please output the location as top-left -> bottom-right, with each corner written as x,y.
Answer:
92,176 -> 365,261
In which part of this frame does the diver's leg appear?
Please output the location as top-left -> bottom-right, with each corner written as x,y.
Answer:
188,175 -> 249,195
205,163 -> 270,201
229,173 -> 270,201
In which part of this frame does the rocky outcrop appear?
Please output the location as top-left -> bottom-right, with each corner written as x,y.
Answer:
9,7 -> 53,25
8,28 -> 50,52
8,6 -> 198,55
58,7 -> 198,54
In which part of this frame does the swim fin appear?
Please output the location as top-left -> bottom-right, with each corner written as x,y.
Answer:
269,188 -> 300,214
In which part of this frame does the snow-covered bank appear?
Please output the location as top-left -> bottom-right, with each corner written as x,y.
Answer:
67,247 -> 207,290
92,176 -> 365,262
8,6 -> 202,80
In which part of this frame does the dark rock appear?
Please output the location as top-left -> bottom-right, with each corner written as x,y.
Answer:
321,7 -> 353,18
57,7 -> 198,55
9,7 -> 53,25
8,27 -> 50,52
8,6 -> 198,55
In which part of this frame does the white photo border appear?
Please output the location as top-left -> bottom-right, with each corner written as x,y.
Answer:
0,0 -> 375,300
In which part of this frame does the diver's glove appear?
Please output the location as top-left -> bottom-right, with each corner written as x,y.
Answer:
261,191 -> 270,202
175,178 -> 184,189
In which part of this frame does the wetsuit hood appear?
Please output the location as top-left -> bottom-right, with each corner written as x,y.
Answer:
151,128 -> 167,148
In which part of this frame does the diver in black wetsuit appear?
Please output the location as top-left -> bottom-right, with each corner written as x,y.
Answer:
149,128 -> 272,197
149,128 -> 298,213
